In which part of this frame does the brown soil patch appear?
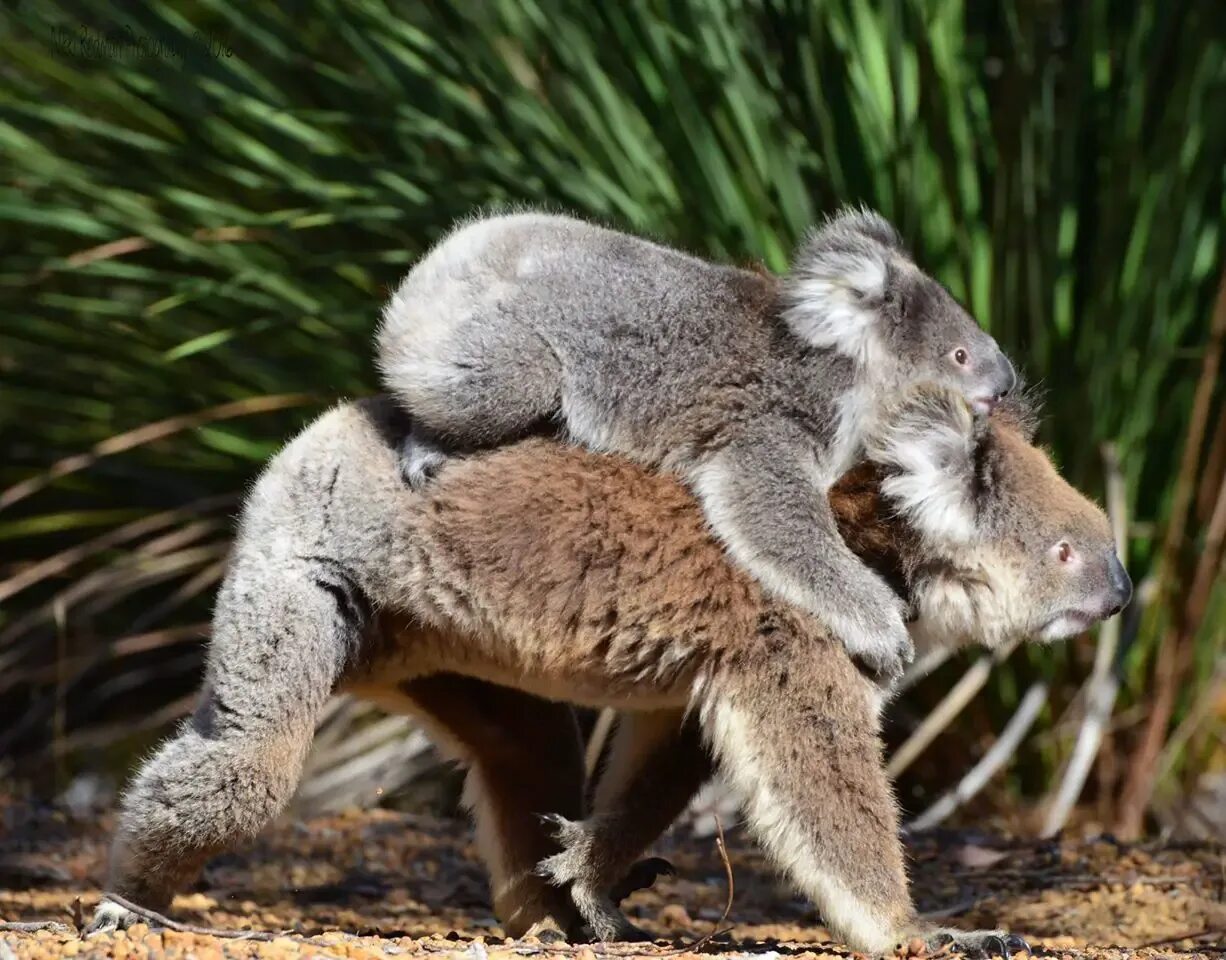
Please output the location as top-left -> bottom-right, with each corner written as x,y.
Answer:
0,802 -> 1222,959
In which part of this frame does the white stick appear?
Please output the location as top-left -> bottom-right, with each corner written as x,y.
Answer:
1040,443 -> 1128,837
886,640 -> 1017,778
907,682 -> 1048,832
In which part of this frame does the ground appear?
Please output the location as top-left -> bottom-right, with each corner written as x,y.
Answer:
0,802 -> 1223,960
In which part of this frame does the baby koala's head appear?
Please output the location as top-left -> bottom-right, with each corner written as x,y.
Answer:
784,206 -> 1016,416
834,384 -> 1131,657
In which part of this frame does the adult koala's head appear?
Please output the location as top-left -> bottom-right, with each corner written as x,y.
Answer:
841,384 -> 1131,655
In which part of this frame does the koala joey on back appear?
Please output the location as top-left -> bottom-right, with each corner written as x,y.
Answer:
90,385 -> 1128,956
377,209 -> 1017,681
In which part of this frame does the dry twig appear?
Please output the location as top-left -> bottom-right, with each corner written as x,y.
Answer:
658,813 -> 735,955
1118,264 -> 1226,838
1139,926 -> 1226,948
0,393 -> 315,511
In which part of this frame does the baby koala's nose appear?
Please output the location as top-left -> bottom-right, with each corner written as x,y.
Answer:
994,356 -> 1018,402
1105,552 -> 1133,616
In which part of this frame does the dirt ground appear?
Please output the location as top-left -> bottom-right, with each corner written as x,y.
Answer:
1,801 -> 1223,960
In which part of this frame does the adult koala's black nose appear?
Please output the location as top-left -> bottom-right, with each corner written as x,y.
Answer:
1106,553 -> 1133,616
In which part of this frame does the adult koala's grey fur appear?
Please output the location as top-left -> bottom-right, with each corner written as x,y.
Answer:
377,209 -> 1017,682
88,386 -> 1129,956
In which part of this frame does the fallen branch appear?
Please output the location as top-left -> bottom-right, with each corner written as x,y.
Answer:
0,921 -> 74,934
96,894 -> 290,942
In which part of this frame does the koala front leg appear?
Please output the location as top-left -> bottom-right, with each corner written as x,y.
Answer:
688,428 -> 912,681
695,638 -> 915,955
537,710 -> 711,941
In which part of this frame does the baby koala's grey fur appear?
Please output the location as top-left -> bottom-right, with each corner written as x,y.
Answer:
377,209 -> 1017,680
89,386 -> 1129,955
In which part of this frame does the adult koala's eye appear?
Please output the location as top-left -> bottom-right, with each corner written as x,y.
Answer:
1055,541 -> 1073,563
952,347 -> 969,366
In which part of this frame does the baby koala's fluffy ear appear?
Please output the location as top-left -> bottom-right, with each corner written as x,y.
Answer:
782,206 -> 905,361
864,385 -> 980,546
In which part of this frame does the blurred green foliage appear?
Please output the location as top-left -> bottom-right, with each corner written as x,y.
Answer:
1,1 -> 1223,819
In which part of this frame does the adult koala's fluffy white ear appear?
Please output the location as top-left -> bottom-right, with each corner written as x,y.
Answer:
865,385 -> 979,547
781,206 -> 904,363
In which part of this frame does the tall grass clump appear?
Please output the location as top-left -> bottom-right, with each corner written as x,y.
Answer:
1,0 -> 1222,833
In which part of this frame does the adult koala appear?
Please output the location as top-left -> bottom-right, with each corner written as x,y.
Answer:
89,385 -> 1129,957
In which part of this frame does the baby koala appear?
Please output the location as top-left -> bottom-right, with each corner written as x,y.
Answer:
377,210 -> 1015,680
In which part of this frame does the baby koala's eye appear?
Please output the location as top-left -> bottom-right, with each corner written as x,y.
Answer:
1055,541 -> 1073,563
952,347 -> 969,366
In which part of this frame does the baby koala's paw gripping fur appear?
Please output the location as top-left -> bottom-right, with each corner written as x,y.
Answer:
535,813 -> 653,943
830,578 -> 914,683
83,898 -> 141,938
399,426 -> 450,490
921,928 -> 1031,959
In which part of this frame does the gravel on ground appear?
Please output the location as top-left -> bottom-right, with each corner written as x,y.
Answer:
1,801 -> 1223,960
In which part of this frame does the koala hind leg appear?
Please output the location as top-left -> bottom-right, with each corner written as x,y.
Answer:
385,309 -> 562,449
87,551 -> 361,934
399,423 -> 451,490
537,710 -> 711,942
392,675 -> 589,940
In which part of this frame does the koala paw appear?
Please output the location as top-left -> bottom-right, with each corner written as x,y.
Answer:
523,921 -> 569,944
828,578 -> 915,684
923,928 -> 1031,959
399,429 -> 449,491
82,898 -> 141,938
535,814 -> 654,943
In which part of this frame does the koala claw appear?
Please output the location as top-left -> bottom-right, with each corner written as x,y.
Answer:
400,429 -> 449,491
855,633 -> 914,686
535,814 -> 656,943
924,929 -> 1031,959
83,899 -> 140,938
837,599 -> 914,684
535,814 -> 591,886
